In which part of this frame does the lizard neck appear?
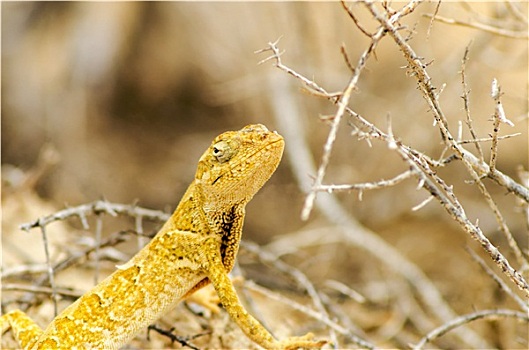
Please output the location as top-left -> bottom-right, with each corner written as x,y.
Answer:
160,181 -> 246,272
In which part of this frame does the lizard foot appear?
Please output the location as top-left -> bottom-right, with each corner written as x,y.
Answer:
276,332 -> 327,350
186,285 -> 221,313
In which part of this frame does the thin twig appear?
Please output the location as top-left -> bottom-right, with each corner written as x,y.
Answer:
411,195 -> 435,211
462,148 -> 529,203
2,264 -> 48,278
2,283 -> 83,299
147,325 -> 209,350
466,248 -> 529,312
411,309 -> 529,349
516,166 -> 529,235
456,133 -> 521,145
340,0 -> 373,38
39,224 -> 58,317
423,13 -> 529,39
94,214 -> 103,284
426,0 -> 442,38
135,213 -> 148,250
312,169 -> 414,194
324,280 -> 366,304
460,43 -> 484,161
340,44 -> 356,75
489,78 -> 515,172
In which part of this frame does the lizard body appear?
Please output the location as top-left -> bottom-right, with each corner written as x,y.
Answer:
1,124 -> 326,349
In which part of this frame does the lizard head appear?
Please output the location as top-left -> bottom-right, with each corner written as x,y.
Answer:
195,124 -> 284,207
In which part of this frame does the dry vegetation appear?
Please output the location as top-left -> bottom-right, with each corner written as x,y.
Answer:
2,1 -> 528,349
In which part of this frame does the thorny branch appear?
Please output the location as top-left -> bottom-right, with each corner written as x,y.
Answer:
258,0 -> 422,221
312,169 -> 415,196
4,229 -> 136,311
10,201 -> 171,314
20,200 -> 171,231
259,33 -> 529,298
259,0 -> 529,301
259,0 -> 528,347
261,43 -> 492,349
363,1 -> 529,295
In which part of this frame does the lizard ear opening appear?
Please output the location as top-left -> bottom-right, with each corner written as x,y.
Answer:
196,161 -> 211,182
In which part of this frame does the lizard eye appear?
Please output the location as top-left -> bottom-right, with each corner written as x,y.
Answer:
212,140 -> 235,163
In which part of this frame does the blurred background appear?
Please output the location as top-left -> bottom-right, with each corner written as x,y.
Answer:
2,2 -> 528,349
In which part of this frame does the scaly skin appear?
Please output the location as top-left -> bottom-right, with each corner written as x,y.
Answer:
1,124 -> 326,350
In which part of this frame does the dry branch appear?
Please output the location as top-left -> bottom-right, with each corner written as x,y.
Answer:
260,0 -> 528,347
20,200 -> 170,232
261,42 -> 491,348
363,1 -> 529,296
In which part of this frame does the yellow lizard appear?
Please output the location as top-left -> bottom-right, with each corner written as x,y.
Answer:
1,124 -> 326,350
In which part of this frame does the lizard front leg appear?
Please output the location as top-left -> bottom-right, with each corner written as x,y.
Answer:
204,239 -> 326,350
1,309 -> 44,349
